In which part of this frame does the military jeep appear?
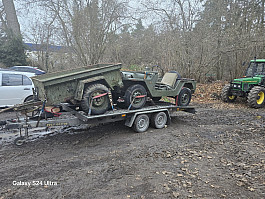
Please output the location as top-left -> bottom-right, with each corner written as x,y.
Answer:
119,66 -> 196,109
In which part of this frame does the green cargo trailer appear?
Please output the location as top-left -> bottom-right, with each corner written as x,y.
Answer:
31,63 -> 123,114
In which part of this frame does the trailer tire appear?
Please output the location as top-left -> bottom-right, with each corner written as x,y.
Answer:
133,114 -> 150,133
81,84 -> 110,115
151,112 -> 167,129
177,88 -> 192,106
124,84 -> 147,109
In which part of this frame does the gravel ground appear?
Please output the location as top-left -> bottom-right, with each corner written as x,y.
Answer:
0,102 -> 264,199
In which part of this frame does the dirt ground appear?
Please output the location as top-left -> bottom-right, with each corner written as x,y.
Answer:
0,85 -> 264,198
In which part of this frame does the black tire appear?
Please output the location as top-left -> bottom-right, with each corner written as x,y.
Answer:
14,136 -> 25,146
24,95 -> 34,103
247,86 -> 265,108
177,88 -> 192,106
124,84 -> 147,109
81,84 -> 110,115
133,114 -> 150,133
151,112 -> 167,129
221,84 -> 237,102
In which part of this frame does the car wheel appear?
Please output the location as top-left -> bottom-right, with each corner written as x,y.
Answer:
24,95 -> 34,103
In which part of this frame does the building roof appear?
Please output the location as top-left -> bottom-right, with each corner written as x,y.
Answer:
25,43 -> 67,52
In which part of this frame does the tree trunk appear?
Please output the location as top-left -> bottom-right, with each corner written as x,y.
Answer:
2,0 -> 21,37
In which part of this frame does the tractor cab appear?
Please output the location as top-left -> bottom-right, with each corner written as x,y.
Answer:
245,60 -> 265,77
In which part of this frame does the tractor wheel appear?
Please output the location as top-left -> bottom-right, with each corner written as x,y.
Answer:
124,84 -> 147,109
221,84 -> 237,102
177,88 -> 192,106
247,86 -> 265,108
81,84 -> 110,115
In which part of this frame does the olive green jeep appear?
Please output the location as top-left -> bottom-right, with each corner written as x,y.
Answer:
118,66 -> 196,109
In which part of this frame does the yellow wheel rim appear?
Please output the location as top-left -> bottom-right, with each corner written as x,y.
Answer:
228,96 -> 235,100
257,91 -> 265,105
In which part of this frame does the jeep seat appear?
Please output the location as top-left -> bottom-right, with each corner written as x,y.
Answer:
155,72 -> 179,90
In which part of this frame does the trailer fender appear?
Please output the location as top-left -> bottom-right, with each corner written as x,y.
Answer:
125,109 -> 170,128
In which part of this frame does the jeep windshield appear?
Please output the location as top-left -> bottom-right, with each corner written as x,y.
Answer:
245,62 -> 265,76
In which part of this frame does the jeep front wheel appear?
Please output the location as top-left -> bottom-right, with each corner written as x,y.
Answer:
247,86 -> 265,108
124,84 -> 147,109
81,84 -> 110,115
221,84 -> 237,103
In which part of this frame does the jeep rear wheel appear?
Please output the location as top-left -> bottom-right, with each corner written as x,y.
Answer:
247,86 -> 265,108
221,84 -> 237,103
81,84 -> 110,115
177,88 -> 192,106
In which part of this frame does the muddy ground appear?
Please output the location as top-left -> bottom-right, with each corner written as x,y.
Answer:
0,100 -> 264,199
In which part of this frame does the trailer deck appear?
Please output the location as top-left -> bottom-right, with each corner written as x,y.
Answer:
1,102 -> 195,146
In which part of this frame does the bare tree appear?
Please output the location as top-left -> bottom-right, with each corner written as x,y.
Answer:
2,0 -> 20,36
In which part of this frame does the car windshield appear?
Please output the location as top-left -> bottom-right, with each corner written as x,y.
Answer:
245,62 -> 265,76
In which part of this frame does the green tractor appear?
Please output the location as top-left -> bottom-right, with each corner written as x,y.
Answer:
221,59 -> 265,108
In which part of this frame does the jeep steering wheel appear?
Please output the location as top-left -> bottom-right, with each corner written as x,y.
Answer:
151,65 -> 164,78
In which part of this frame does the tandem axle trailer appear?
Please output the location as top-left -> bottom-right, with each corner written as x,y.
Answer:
0,102 -> 195,146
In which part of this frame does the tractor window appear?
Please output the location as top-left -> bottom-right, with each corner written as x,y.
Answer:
256,63 -> 265,75
246,62 -> 265,76
245,63 -> 255,76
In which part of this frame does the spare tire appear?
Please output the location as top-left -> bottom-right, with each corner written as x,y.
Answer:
81,84 -> 110,115
124,84 -> 147,109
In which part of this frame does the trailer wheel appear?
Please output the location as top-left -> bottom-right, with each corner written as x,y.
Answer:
81,84 -> 110,115
151,112 -> 167,129
177,88 -> 192,106
14,136 -> 25,146
124,84 -> 147,109
133,114 -> 150,133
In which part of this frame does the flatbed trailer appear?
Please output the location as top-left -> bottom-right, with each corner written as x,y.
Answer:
0,102 -> 195,146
